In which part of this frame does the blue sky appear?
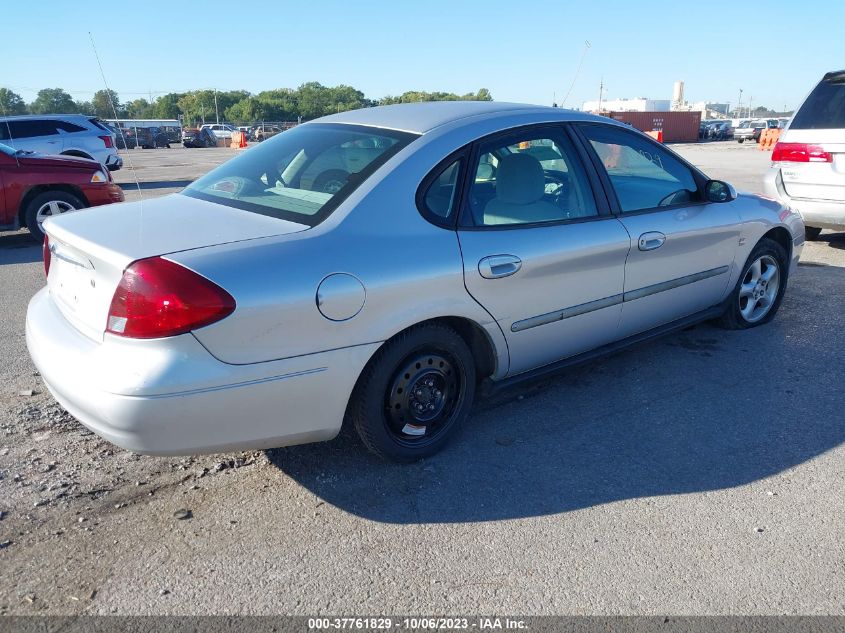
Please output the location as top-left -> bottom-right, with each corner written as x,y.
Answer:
2,0 -> 841,111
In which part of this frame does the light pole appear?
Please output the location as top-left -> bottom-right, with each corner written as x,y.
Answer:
737,89 -> 743,118
214,90 -> 219,125
598,78 -> 606,113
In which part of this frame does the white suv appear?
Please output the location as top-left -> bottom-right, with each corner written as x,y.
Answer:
0,115 -> 123,171
199,123 -> 237,140
763,70 -> 845,240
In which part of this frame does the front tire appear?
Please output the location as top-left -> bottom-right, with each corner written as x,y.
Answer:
349,323 -> 476,462
24,190 -> 85,242
718,237 -> 788,330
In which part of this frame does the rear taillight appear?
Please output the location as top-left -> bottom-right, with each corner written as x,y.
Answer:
43,235 -> 51,277
99,135 -> 114,148
106,257 -> 235,339
771,142 -> 832,163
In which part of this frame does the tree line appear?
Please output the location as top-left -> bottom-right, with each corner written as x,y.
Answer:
0,83 -> 493,125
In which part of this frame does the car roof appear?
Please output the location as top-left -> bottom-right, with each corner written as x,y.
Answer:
312,101 -> 605,134
0,114 -> 92,121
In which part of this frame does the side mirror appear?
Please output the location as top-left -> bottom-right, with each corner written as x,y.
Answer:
705,179 -> 737,203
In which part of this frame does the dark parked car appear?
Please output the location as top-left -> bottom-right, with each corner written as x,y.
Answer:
182,127 -> 218,148
105,125 -> 137,150
134,127 -> 171,149
0,141 -> 124,241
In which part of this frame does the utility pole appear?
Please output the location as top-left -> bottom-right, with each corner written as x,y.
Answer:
598,77 -> 604,113
214,90 -> 219,124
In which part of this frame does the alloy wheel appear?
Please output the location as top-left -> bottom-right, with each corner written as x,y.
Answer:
35,200 -> 77,228
738,254 -> 780,323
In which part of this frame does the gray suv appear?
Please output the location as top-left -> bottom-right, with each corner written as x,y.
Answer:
0,115 -> 123,171
763,70 -> 845,239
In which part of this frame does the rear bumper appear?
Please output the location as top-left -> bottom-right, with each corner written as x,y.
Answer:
26,287 -> 379,455
763,167 -> 845,230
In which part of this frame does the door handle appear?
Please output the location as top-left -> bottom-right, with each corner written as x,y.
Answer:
478,254 -> 522,279
638,231 -> 666,251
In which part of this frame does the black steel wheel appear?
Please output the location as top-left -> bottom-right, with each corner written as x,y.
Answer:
349,323 -> 476,462
385,351 -> 462,445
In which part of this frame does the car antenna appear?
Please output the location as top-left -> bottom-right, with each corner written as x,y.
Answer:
88,31 -> 143,203
560,40 -> 591,108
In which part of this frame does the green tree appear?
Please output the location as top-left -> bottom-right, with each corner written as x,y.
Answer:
177,90 -> 217,125
153,93 -> 184,119
379,88 -> 493,105
0,88 -> 27,115
125,98 -> 154,119
474,88 -> 492,101
76,101 -> 95,116
91,89 -> 121,119
254,88 -> 299,121
29,88 -> 77,114
296,82 -> 335,119
225,97 -> 261,124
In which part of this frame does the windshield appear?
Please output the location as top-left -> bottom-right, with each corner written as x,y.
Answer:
183,123 -> 418,226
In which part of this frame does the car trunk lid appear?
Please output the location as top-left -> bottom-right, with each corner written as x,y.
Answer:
777,129 -> 845,202
44,193 -> 308,341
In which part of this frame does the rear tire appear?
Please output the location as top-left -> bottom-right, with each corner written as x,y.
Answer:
718,237 -> 788,330
349,323 -> 476,462
24,190 -> 85,242
805,226 -> 823,241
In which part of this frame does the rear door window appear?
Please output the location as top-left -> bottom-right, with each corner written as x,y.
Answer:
791,74 -> 845,129
464,129 -> 598,226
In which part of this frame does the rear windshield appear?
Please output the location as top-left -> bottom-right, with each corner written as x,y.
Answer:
791,75 -> 845,129
183,123 -> 417,226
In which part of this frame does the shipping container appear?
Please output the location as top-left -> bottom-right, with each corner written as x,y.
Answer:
608,111 -> 701,143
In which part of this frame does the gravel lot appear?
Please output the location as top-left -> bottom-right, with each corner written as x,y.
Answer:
0,141 -> 843,615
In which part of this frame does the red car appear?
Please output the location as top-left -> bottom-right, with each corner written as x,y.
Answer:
0,142 -> 124,242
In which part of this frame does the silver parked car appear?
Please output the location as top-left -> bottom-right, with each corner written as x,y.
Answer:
26,102 -> 804,462
763,70 -> 845,240
0,115 -> 123,171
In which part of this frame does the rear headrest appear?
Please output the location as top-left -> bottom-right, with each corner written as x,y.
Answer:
496,153 -> 545,205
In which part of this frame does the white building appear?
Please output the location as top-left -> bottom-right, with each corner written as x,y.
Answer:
581,97 -> 671,112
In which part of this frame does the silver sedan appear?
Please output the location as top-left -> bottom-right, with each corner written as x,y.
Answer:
26,102 -> 805,462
